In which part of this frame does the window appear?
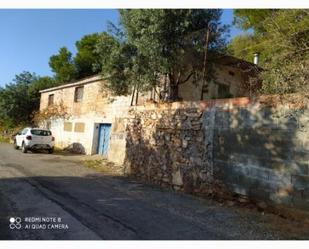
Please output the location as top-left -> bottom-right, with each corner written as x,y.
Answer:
64,122 -> 73,132
30,129 -> 52,136
228,71 -> 235,76
48,94 -> 54,106
218,84 -> 233,98
74,122 -> 85,133
74,86 -> 84,102
21,128 -> 28,135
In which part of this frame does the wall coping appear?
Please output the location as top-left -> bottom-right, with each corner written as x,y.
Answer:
129,93 -> 309,112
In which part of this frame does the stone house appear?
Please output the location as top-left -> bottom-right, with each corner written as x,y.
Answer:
39,56 -> 261,163
39,75 -> 132,164
153,55 -> 262,102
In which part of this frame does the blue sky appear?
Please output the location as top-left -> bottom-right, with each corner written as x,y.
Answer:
0,9 -> 241,86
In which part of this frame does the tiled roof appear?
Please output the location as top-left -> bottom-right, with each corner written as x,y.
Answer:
215,55 -> 263,74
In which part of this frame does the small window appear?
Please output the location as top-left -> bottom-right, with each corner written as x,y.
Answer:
31,129 -> 52,136
74,122 -> 85,133
21,128 -> 28,135
48,94 -> 54,106
74,86 -> 84,103
218,84 -> 233,98
228,71 -> 235,76
64,122 -> 73,132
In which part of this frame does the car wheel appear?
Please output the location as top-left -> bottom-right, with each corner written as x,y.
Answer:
14,140 -> 19,150
21,142 -> 28,153
48,148 -> 54,154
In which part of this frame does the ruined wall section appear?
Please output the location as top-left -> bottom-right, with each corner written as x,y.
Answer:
125,94 -> 309,211
125,103 -> 212,193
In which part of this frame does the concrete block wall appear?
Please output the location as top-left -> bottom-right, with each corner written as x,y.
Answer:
125,94 -> 309,211
212,102 -> 309,210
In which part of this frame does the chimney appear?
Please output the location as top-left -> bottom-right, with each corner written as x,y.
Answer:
253,53 -> 259,65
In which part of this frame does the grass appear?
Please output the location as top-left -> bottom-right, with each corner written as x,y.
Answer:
83,159 -> 123,175
0,136 -> 10,143
52,147 -> 72,155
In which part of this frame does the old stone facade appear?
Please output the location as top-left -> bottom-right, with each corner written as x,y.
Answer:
124,94 -> 309,211
39,54 -> 261,164
39,73 -> 309,212
152,55 -> 261,102
39,75 -> 134,164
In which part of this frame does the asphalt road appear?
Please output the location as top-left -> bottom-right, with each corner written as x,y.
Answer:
0,142 -> 308,240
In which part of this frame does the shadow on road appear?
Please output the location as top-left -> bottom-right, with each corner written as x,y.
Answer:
0,172 -> 309,240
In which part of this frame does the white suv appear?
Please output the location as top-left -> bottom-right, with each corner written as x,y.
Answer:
14,127 -> 55,154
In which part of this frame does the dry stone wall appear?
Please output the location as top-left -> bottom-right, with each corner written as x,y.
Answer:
125,104 -> 213,194
124,94 -> 309,212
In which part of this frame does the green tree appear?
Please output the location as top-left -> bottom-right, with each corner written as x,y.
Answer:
233,9 -> 277,33
259,10 -> 309,94
49,47 -> 77,83
229,9 -> 309,94
227,33 -> 257,62
119,9 -> 229,100
0,73 -> 58,126
96,31 -> 156,96
74,33 -> 101,78
0,72 -> 37,125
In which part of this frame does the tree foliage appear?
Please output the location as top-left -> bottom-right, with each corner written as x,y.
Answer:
227,34 -> 259,62
74,33 -> 102,78
49,47 -> 77,83
233,9 -> 277,33
0,72 -> 38,125
32,102 -> 70,126
47,10 -> 229,99
117,9 -> 229,100
228,9 -> 309,94
0,72 -> 57,126
96,31 -> 157,96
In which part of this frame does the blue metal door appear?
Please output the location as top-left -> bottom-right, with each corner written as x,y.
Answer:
97,124 -> 111,156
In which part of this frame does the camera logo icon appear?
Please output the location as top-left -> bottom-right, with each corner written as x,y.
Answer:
9,217 -> 22,229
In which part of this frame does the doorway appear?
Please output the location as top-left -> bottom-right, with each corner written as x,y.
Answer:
97,123 -> 112,156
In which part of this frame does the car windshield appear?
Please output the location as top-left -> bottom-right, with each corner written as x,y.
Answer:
30,129 -> 51,136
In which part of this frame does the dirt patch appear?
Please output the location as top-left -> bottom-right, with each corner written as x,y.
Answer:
260,213 -> 309,239
82,159 -> 124,176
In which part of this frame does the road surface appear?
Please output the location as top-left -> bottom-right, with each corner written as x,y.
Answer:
0,142 -> 308,240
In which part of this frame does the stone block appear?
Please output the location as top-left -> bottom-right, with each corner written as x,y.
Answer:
292,174 -> 309,190
269,190 -> 293,206
292,197 -> 309,210
248,166 -> 270,181
248,187 -> 271,201
226,183 -> 248,196
172,170 -> 183,186
267,171 -> 292,188
291,187 -> 309,210
293,150 -> 309,162
213,161 -> 243,184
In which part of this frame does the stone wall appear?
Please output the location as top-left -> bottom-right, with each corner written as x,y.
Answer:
39,76 -> 134,160
125,102 -> 210,193
124,94 -> 309,211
